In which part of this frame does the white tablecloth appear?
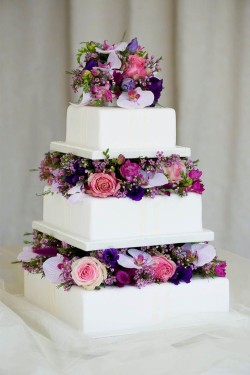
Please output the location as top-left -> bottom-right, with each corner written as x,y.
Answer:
0,246 -> 250,375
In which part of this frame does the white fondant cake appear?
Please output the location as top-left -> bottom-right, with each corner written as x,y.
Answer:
43,190 -> 202,241
66,105 -> 176,151
24,272 -> 229,337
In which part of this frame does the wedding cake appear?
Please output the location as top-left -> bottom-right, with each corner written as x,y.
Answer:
17,38 -> 229,337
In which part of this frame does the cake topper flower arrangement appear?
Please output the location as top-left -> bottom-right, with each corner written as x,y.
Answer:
68,37 -> 163,108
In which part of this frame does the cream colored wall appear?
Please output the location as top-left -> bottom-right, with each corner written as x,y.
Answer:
0,0 -> 249,257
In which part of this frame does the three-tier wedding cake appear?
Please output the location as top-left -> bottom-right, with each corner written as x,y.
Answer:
17,38 -> 229,337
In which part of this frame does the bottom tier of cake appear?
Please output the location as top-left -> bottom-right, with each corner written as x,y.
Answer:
24,272 -> 229,338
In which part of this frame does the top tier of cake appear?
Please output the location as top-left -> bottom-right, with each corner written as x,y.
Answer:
66,105 -> 176,152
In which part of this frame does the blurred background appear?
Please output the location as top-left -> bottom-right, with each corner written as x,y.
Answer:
0,0 -> 249,258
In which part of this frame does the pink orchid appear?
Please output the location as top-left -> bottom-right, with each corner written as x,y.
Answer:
117,249 -> 152,269
117,87 -> 154,109
43,254 -> 64,284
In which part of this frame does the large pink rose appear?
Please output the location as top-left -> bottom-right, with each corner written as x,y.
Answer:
151,256 -> 176,282
166,161 -> 186,183
71,257 -> 107,290
88,173 -> 120,197
125,55 -> 147,80
120,160 -> 140,182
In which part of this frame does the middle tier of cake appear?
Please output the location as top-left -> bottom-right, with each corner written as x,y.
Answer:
43,191 -> 202,241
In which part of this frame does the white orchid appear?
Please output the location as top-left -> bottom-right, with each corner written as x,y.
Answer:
17,245 -> 38,262
96,41 -> 128,70
43,254 -> 64,284
117,87 -> 154,109
181,243 -> 216,267
140,171 -> 168,188
117,249 -> 152,269
67,185 -> 86,204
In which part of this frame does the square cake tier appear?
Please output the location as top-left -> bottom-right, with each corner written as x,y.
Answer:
66,105 -> 176,151
43,192 -> 202,241
24,272 -> 229,337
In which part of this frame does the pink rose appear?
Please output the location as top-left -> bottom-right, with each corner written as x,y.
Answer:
166,161 -> 186,183
120,160 -> 140,182
151,256 -> 176,282
125,55 -> 147,80
71,257 -> 107,290
88,173 -> 120,197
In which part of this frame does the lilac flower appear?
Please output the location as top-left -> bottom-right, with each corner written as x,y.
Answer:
121,78 -> 136,91
103,248 -> 119,267
146,77 -> 163,105
33,246 -> 58,257
127,37 -> 138,54
169,266 -> 193,285
127,186 -> 145,201
117,249 -> 152,269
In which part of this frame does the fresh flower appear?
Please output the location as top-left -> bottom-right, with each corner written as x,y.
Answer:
88,173 -> 120,198
214,261 -> 227,277
169,266 -> 193,285
188,169 -> 202,180
117,87 -> 154,109
33,246 -> 58,257
103,248 -> 119,267
127,186 -> 145,201
151,256 -> 176,282
165,161 -> 186,183
181,243 -> 216,267
69,38 -> 163,108
188,180 -> 205,194
17,246 -> 38,262
71,257 -> 107,290
117,249 -> 152,269
120,160 -> 140,181
43,254 -> 65,284
67,185 -> 86,204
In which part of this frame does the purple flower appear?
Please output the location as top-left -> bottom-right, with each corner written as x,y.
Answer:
116,270 -> 130,287
103,248 -> 119,267
189,169 -> 202,180
214,261 -> 227,277
84,59 -> 97,71
146,77 -> 163,106
113,71 -> 124,85
127,186 -> 145,201
121,78 -> 136,92
169,266 -> 193,285
189,181 -> 205,194
65,162 -> 86,185
127,37 -> 138,54
120,160 -> 140,181
33,246 -> 58,257
65,174 -> 79,184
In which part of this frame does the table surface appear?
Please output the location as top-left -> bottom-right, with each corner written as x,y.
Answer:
1,245 -> 250,375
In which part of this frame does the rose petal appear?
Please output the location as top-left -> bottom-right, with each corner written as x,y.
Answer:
43,254 -> 64,284
117,254 -> 140,269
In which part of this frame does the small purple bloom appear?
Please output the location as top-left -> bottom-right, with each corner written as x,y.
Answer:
127,37 -> 138,54
146,77 -> 163,106
189,181 -> 205,194
121,78 -> 136,92
116,270 -> 131,287
169,266 -> 193,285
127,186 -> 145,201
214,262 -> 227,277
84,59 -> 97,71
113,71 -> 124,85
120,160 -> 140,182
103,248 -> 119,267
189,169 -> 202,180
33,246 -> 58,258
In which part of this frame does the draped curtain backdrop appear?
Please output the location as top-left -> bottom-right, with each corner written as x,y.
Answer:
0,0 -> 249,257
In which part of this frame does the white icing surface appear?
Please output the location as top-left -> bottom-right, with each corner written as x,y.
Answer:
24,272 -> 229,337
66,105 -> 176,151
43,191 -> 203,241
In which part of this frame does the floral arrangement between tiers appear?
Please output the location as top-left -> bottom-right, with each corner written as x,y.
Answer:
16,231 -> 227,291
68,37 -> 163,108
39,151 -> 205,202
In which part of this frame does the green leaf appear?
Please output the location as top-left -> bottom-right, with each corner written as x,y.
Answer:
103,148 -> 110,159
